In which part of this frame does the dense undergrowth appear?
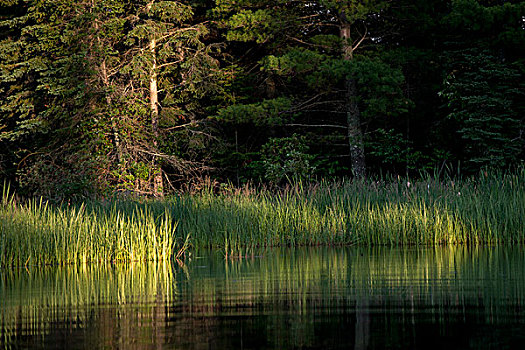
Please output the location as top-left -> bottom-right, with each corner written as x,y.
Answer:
1,169 -> 525,267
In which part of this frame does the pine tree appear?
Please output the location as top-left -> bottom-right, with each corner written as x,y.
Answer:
214,0 -> 408,179
0,0 -> 97,197
1,0 -> 224,198
440,0 -> 525,170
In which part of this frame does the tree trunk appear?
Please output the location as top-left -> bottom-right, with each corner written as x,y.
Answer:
149,37 -> 163,197
91,0 -> 122,164
340,22 -> 366,178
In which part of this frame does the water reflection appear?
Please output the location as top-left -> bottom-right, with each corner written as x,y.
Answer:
1,263 -> 175,349
2,246 -> 525,349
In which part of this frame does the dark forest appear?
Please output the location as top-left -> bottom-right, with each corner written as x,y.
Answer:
1,0 -> 524,199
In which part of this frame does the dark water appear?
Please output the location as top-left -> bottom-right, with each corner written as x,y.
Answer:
2,247 -> 525,349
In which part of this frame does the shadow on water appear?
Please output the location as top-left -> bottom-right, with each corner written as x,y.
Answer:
2,246 -> 525,349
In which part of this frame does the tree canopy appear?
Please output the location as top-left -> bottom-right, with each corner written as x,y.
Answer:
1,0 -> 524,198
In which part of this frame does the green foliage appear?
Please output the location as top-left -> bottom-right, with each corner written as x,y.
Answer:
445,0 -> 525,36
257,134 -> 316,184
0,0 -> 225,197
367,128 -> 424,172
2,0 -> 525,193
214,97 -> 293,126
224,9 -> 275,43
440,51 -> 524,169
351,57 -> 410,117
262,49 -> 328,78
320,0 -> 390,23
16,152 -> 101,202
212,0 -> 415,177
213,0 -> 302,44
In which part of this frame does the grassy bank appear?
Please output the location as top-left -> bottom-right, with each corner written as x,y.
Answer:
0,185 -> 179,267
1,169 -> 525,266
166,170 -> 525,251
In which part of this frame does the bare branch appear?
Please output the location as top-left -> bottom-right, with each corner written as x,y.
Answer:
287,36 -> 330,49
353,25 -> 368,51
285,123 -> 347,129
163,120 -> 204,131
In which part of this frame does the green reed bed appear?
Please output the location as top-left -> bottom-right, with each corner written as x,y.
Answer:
0,185 -> 177,267
165,169 -> 525,251
2,169 -> 525,266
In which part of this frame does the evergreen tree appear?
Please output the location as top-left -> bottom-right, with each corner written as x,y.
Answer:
0,0 -> 97,198
440,0 -> 525,170
213,0 -> 409,180
0,0 -> 224,198
2,0 -> 524,197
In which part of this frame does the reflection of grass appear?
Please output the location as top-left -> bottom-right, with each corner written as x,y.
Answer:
2,247 -> 525,347
1,262 -> 175,345
176,245 -> 525,350
2,169 -> 525,266
186,246 -> 525,312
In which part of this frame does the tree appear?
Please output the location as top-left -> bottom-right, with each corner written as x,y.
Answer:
0,0 -> 99,198
439,0 -> 525,170
213,0 -> 409,179
324,1 -> 390,177
0,0 -> 224,198
115,0 -> 226,195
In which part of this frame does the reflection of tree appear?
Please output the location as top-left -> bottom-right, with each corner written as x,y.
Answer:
182,247 -> 525,348
355,295 -> 370,350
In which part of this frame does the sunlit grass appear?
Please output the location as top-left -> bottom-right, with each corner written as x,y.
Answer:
1,168 -> 525,266
168,169 -> 525,250
0,184 -> 178,267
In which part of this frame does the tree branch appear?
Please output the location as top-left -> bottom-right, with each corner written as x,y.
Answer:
285,123 -> 347,129
353,25 -> 368,51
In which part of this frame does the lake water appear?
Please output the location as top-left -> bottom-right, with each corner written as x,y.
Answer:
2,246 -> 525,349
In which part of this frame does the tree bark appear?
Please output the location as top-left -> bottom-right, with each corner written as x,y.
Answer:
149,36 -> 163,197
143,0 -> 163,196
340,21 -> 366,178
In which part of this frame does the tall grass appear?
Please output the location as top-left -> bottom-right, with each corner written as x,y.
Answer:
2,168 -> 525,266
0,183 -> 178,267
162,169 -> 525,250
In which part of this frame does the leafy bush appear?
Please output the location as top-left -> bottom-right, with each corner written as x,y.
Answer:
259,134 -> 315,184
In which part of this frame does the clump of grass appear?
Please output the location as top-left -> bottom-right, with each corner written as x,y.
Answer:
0,184 -> 179,267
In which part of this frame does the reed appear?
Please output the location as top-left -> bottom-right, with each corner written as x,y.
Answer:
1,168 -> 525,266
168,168 -> 525,250
0,183 -> 178,267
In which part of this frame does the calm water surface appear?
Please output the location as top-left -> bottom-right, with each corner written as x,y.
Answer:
2,246 -> 525,349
